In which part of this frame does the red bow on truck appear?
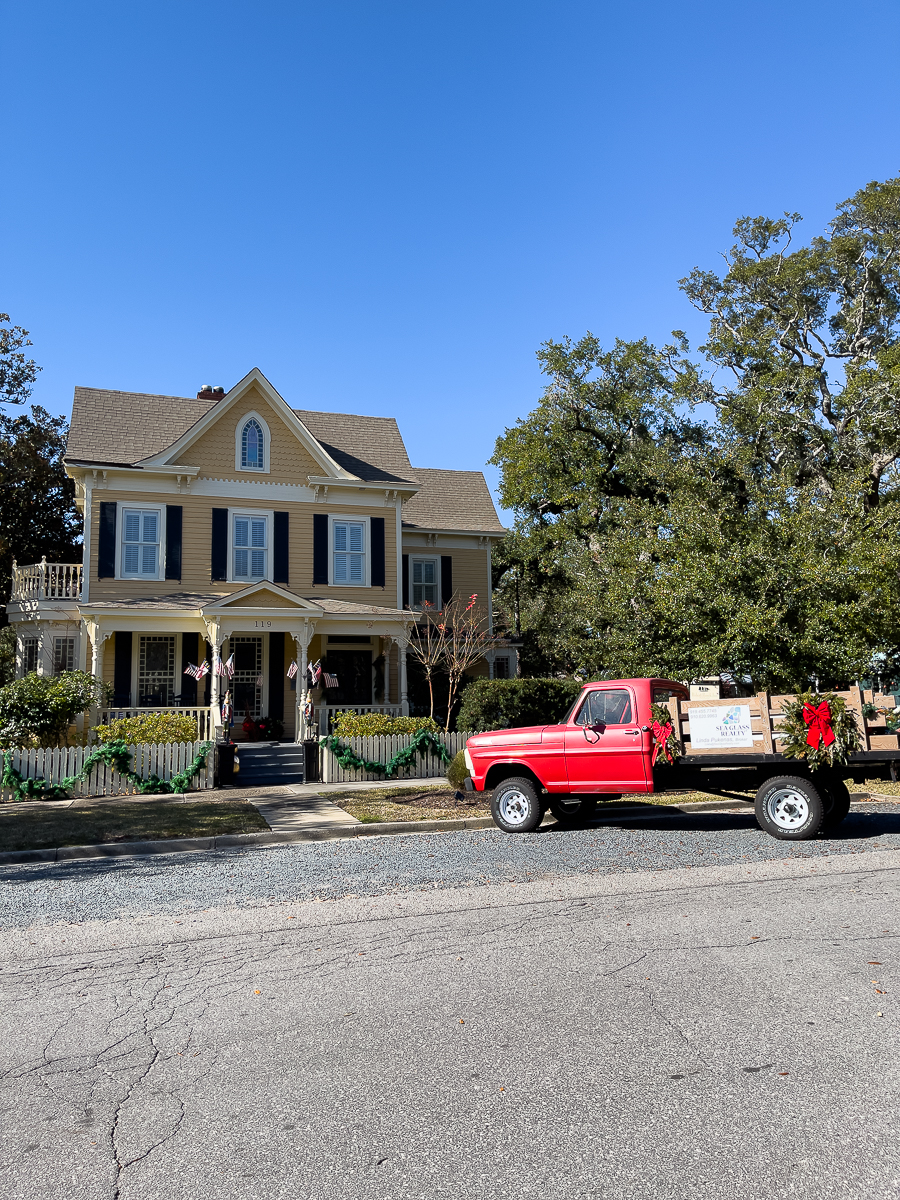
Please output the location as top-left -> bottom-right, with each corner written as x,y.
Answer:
803,701 -> 835,749
651,719 -> 674,765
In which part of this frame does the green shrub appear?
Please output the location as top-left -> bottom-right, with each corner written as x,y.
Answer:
456,677 -> 584,732
446,750 -> 470,788
332,711 -> 440,737
95,712 -> 198,745
0,671 -> 110,748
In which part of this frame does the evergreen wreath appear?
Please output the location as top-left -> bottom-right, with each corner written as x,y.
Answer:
778,693 -> 860,769
320,728 -> 451,778
0,740 -> 213,804
650,703 -> 682,766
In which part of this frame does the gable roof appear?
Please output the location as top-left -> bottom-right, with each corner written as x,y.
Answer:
65,380 -> 417,483
402,468 -> 506,533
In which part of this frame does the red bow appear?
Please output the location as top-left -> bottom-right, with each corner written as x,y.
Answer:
803,701 -> 835,749
652,719 -> 674,765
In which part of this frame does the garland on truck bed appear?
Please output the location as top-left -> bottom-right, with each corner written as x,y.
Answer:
778,693 -> 860,769
649,703 -> 682,766
0,740 -> 213,803
320,728 -> 451,778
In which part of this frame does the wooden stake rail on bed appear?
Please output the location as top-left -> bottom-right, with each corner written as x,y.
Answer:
661,689 -> 900,757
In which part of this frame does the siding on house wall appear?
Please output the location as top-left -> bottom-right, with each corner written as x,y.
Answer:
88,490 -> 399,605
172,386 -> 323,483
400,544 -> 491,614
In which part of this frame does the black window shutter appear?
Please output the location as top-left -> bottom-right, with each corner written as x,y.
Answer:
203,641 -> 212,705
180,632 -> 197,705
402,554 -> 409,608
370,517 -> 385,588
165,505 -> 183,580
211,508 -> 228,581
113,631 -> 132,704
273,512 -> 289,584
98,501 -> 117,578
441,556 -> 453,606
313,513 -> 328,585
268,631 -> 284,720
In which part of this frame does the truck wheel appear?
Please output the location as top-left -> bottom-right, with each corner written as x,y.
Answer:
755,776 -> 824,840
549,797 -> 598,825
821,779 -> 852,831
491,777 -> 544,833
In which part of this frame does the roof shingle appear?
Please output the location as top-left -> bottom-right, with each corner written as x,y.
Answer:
401,468 -> 506,533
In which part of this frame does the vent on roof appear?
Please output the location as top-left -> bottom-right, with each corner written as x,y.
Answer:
197,385 -> 226,400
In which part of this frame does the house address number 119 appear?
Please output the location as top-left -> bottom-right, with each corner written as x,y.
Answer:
253,620 -> 273,628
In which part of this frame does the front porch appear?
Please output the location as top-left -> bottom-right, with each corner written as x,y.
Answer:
79,582 -> 416,743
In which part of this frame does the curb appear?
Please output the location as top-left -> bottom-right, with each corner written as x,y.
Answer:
0,795 -> 880,867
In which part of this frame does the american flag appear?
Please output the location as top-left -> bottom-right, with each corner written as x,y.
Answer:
255,674 -> 264,688
183,662 -> 209,680
216,654 -> 235,678
323,672 -> 340,689
287,661 -> 298,679
308,659 -> 322,686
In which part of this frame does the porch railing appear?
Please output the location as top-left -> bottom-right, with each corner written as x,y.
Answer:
317,704 -> 403,735
98,707 -> 214,741
11,559 -> 83,601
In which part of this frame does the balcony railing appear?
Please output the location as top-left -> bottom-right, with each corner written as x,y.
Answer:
11,559 -> 83,601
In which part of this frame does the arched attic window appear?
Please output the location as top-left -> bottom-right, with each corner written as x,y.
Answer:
239,417 -> 266,471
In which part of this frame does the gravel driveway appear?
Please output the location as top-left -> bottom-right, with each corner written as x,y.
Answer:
2,800 -> 899,929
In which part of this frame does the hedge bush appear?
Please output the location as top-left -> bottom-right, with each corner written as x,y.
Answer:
446,750 -> 470,788
94,712 -> 199,745
0,671 -> 110,748
456,677 -> 584,732
331,711 -> 440,738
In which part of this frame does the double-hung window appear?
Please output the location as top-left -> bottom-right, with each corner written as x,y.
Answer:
411,558 -> 438,608
53,636 -> 76,675
333,520 -> 366,584
122,509 -> 160,577
233,513 -> 268,581
22,636 -> 39,674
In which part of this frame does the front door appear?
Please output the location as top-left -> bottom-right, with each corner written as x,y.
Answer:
563,686 -> 648,792
231,635 -> 263,721
324,650 -> 372,707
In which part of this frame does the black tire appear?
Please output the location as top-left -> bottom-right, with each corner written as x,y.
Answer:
754,775 -> 825,840
820,778 -> 852,831
491,776 -> 544,833
549,796 -> 599,825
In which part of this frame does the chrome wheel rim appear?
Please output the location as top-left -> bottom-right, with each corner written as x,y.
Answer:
766,787 -> 810,830
499,788 -> 531,827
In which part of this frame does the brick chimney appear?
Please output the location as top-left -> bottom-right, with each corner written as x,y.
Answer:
197,385 -> 226,400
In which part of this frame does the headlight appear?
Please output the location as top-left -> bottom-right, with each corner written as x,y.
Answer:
464,748 -> 474,773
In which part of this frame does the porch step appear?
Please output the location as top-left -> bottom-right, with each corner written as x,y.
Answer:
235,743 -> 306,786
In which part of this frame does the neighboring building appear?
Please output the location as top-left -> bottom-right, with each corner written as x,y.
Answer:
6,368 -> 511,739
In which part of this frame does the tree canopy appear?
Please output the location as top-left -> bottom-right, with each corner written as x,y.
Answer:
492,175 -> 900,692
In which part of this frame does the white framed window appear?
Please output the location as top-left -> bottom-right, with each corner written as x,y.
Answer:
331,518 -> 368,586
235,411 -> 270,472
22,636 -> 39,674
120,506 -> 164,579
410,557 -> 439,608
232,511 -> 269,582
53,636 -> 76,675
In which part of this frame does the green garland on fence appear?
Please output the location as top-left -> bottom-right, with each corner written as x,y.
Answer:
320,728 -> 452,778
0,740 -> 214,804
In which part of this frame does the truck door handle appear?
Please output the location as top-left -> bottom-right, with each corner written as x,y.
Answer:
625,729 -> 641,736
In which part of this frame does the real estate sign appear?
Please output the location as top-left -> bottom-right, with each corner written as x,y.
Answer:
688,704 -> 754,749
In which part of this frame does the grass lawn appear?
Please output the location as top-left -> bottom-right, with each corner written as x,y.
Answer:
0,802 -> 270,853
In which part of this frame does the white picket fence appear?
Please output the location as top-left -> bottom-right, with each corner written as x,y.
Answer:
319,731 -> 468,784
0,741 -> 215,801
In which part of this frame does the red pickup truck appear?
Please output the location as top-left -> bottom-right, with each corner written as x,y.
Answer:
463,677 -> 900,841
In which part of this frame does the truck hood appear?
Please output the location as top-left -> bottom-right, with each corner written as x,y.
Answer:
466,725 -> 548,748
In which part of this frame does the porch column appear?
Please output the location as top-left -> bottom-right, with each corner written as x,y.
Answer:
398,635 -> 409,717
86,619 -> 109,729
205,620 -> 223,735
293,618 -> 315,743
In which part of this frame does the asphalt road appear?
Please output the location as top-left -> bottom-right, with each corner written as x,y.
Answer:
1,808 -> 898,1199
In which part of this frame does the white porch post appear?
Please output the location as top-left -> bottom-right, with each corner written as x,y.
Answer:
206,621 -> 222,735
398,635 -> 409,717
86,619 -> 108,729
293,619 -> 315,743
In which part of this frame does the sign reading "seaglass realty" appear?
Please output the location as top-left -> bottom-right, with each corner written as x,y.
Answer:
688,704 -> 754,749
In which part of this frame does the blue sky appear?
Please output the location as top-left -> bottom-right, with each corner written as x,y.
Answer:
3,1 -> 900,514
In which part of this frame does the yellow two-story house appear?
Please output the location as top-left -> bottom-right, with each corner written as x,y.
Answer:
7,368 -> 510,740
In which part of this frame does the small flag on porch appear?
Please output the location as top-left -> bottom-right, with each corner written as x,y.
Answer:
255,674 -> 264,688
287,661 -> 298,679
216,654 -> 235,678
323,671 -> 340,689
184,662 -> 209,680
308,659 -> 322,686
